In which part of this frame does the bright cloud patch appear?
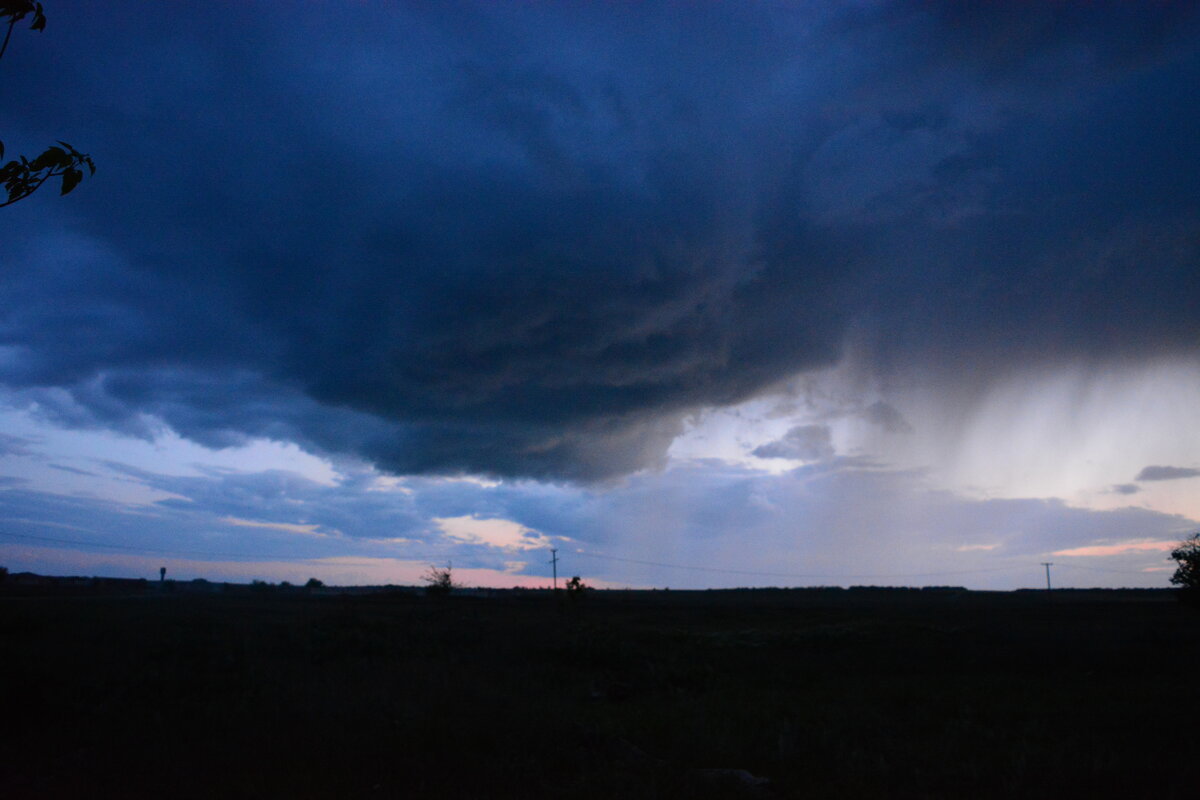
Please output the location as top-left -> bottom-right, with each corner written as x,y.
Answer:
434,515 -> 551,552
366,475 -> 412,494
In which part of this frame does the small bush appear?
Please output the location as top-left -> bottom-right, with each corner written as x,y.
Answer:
566,575 -> 589,597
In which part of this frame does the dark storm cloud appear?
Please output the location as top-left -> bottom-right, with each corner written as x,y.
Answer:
1135,466 -> 1200,483
3,2 -> 1199,480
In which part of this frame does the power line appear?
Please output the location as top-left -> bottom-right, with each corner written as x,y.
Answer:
572,549 -> 1034,581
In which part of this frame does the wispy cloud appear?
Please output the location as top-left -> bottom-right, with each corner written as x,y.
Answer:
1052,540 -> 1179,558
1135,465 -> 1200,482
220,517 -> 336,538
0,433 -> 38,457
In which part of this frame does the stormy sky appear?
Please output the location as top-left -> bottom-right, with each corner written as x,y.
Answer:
2,2 -> 1198,589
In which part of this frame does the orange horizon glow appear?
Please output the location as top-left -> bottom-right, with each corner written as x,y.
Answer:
0,543 -> 624,589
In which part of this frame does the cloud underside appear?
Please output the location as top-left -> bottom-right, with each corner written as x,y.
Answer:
3,2 -> 1199,480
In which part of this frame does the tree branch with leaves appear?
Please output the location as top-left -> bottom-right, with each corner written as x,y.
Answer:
0,0 -> 44,59
0,139 -> 93,207
1,1 -> 95,209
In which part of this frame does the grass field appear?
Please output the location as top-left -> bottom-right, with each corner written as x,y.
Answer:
2,586 -> 1197,798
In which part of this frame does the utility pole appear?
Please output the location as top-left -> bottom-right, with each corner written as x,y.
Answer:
549,548 -> 559,591
1041,562 -> 1053,593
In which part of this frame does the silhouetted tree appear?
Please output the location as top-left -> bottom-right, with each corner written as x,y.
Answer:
421,563 -> 454,596
1169,533 -> 1200,604
1,2 -> 95,208
305,577 -> 324,589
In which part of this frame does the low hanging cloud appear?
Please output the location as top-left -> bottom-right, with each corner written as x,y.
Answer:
862,402 -> 913,435
1135,466 -> 1200,482
2,2 -> 1199,481
752,424 -> 835,462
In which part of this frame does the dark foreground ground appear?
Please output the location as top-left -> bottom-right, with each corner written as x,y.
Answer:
2,585 -> 1198,798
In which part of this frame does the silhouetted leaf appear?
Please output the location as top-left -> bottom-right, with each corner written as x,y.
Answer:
60,168 -> 81,195
30,145 -> 66,170
0,0 -> 44,32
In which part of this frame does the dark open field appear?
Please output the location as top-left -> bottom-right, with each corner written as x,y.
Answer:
2,585 -> 1197,798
